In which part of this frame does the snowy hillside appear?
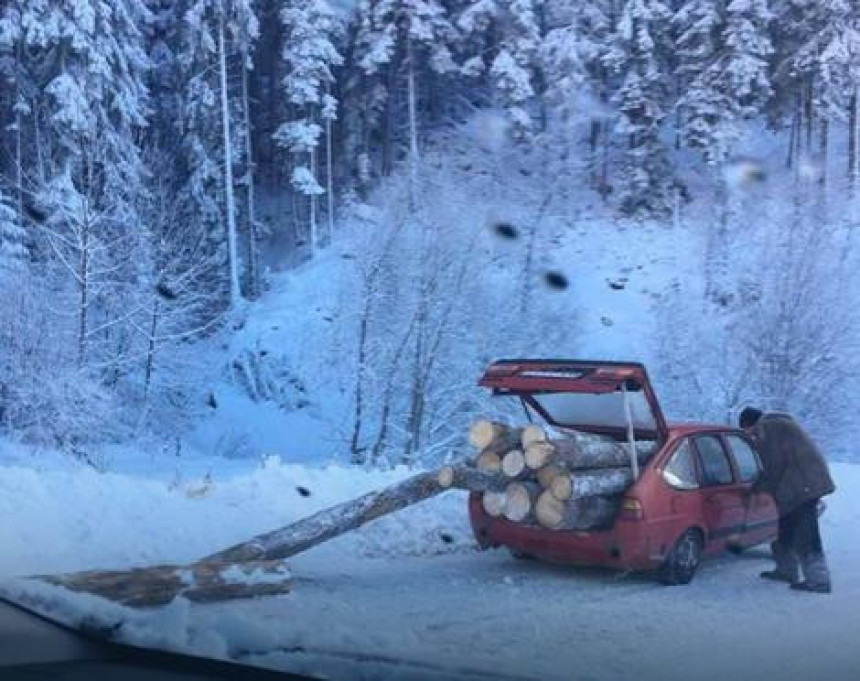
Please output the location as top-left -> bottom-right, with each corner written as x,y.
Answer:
2,458 -> 858,680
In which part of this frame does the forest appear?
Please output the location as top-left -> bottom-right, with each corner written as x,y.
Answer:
0,0 -> 858,464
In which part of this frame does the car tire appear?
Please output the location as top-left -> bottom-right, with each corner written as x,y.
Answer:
659,529 -> 703,585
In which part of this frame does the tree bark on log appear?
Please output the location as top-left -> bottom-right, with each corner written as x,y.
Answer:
535,491 -> 621,530
525,438 -> 652,471
34,465 -> 507,607
39,560 -> 292,608
556,468 -> 635,500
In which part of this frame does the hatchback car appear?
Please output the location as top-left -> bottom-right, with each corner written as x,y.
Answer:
468,359 -> 779,584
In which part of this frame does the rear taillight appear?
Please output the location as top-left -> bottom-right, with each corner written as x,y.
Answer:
620,497 -> 644,520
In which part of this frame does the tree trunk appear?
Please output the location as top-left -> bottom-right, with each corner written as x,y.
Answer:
143,300 -> 159,401
502,481 -> 542,523
849,90 -> 856,192
77,211 -> 90,368
218,14 -> 242,308
468,421 -> 522,452
535,491 -> 620,530
241,57 -> 260,299
819,118 -> 828,194
500,449 -> 527,479
34,466 -> 506,606
325,83 -> 335,245
310,146 -> 318,253
549,468 -> 634,501
524,438 -> 652,471
204,468 -> 482,564
406,33 -> 419,201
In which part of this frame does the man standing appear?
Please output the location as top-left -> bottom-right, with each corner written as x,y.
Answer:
739,407 -> 835,594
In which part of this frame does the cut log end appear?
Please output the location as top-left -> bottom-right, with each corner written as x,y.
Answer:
503,481 -> 541,523
536,463 -> 566,489
535,490 -> 566,529
438,467 -> 455,488
524,441 -> 555,470
482,491 -> 505,517
521,424 -> 547,448
475,449 -> 502,472
501,449 -> 526,479
468,420 -> 505,450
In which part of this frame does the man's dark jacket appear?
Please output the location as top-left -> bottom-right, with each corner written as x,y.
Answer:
751,413 -> 835,514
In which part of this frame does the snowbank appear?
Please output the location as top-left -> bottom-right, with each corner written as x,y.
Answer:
0,455 -> 473,580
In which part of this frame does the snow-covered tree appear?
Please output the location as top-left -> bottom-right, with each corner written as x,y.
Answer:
458,0 -> 546,140
183,0 -> 259,307
674,0 -> 773,165
605,0 -> 673,216
275,0 -> 342,254
0,190 -> 26,273
354,0 -> 456,181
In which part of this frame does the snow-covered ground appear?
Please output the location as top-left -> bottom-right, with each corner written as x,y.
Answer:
2,454 -> 858,681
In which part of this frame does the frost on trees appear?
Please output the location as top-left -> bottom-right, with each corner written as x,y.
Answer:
275,0 -> 342,254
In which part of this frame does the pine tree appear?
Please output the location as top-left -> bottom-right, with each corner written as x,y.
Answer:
458,0 -> 546,140
183,0 -> 259,307
674,0 -> 773,165
354,0 -> 455,183
605,0 -> 673,216
275,0 -> 342,254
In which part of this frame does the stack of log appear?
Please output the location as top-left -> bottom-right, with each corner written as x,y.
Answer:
467,420 -> 654,531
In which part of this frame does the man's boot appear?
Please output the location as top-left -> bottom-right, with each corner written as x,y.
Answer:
761,540 -> 799,583
792,553 -> 831,594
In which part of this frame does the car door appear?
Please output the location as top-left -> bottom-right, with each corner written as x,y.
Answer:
692,434 -> 746,554
724,434 -> 779,547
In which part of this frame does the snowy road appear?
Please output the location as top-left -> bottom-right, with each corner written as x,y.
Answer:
2,458 -> 859,681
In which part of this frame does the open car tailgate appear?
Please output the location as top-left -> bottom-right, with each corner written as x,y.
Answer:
478,359 -> 668,441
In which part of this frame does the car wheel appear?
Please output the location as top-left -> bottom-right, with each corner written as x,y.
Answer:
659,529 -> 703,585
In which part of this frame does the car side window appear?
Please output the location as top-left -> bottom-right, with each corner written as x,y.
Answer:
694,436 -> 734,486
726,436 -> 760,483
662,440 -> 699,490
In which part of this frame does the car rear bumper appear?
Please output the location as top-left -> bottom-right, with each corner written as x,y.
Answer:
468,493 -> 660,571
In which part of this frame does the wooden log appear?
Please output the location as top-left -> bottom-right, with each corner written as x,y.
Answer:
524,441 -> 557,470
206,467 -> 482,564
36,465 -> 502,607
526,438 -> 653,471
501,449 -> 528,479
521,424 -> 547,448
481,491 -> 506,517
562,468 -> 635,499
437,466 -> 507,493
503,481 -> 542,523
536,463 -> 567,489
38,560 -> 292,608
475,448 -> 502,472
468,420 -> 521,451
535,491 -> 621,530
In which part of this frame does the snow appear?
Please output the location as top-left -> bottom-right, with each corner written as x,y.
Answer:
1,451 -> 859,680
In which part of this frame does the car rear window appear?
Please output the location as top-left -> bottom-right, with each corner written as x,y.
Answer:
663,440 -> 699,490
727,436 -> 760,483
695,436 -> 734,486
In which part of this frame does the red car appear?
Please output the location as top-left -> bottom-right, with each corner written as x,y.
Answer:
468,359 -> 779,584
